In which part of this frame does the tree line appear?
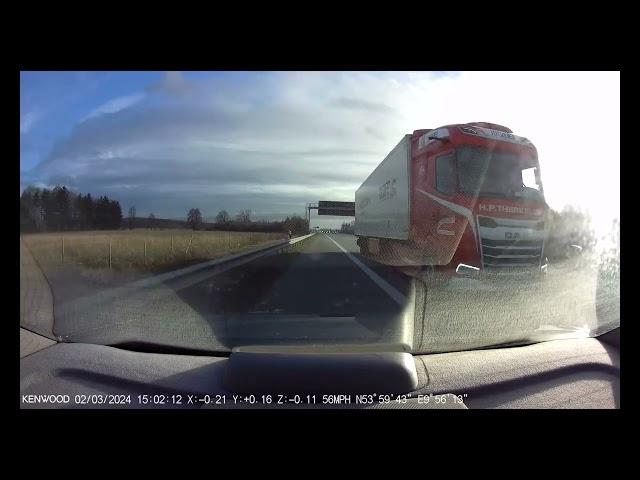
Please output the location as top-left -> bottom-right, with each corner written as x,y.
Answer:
547,206 -> 596,252
188,208 -> 309,236
23,185 -> 607,245
20,186 -> 123,232
340,221 -> 355,234
20,185 -> 310,236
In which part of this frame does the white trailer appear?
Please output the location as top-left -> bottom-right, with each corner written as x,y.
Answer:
354,135 -> 411,240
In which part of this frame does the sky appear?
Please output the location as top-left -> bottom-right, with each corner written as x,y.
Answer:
20,71 -> 620,231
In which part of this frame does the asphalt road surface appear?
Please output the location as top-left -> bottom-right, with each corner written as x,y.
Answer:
52,233 -> 414,352
47,233 -> 619,354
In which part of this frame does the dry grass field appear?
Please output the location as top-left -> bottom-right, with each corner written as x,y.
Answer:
21,229 -> 287,272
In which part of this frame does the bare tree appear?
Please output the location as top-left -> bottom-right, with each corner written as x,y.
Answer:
340,220 -> 355,234
187,208 -> 203,230
236,209 -> 252,224
216,210 -> 230,224
127,206 -> 136,229
148,212 -> 156,229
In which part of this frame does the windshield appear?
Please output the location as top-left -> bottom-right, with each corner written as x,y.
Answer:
20,71 -> 620,356
457,146 -> 544,202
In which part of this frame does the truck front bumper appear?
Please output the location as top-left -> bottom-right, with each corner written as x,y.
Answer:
455,262 -> 548,280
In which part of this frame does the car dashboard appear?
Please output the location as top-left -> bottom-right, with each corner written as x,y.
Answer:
19,328 -> 619,409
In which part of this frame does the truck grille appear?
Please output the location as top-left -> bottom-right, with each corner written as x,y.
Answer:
480,238 -> 544,268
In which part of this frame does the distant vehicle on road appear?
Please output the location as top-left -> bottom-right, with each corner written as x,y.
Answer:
355,122 -> 549,280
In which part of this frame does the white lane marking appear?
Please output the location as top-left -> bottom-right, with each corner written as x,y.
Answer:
324,234 -> 407,306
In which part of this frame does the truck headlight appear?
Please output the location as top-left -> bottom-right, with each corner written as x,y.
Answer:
478,217 -> 498,228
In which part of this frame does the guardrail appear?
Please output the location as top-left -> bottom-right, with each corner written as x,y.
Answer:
127,232 -> 316,289
54,233 -> 318,338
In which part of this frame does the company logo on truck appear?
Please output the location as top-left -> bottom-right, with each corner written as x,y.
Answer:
358,197 -> 371,210
484,130 -> 515,141
459,126 -> 532,145
479,203 -> 544,216
437,216 -> 456,236
379,179 -> 397,200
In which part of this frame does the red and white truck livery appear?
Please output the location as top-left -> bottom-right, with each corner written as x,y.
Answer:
355,122 -> 549,277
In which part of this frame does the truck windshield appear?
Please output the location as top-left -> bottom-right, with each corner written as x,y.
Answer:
457,146 -> 544,203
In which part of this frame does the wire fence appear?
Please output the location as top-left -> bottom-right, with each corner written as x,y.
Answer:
22,229 -> 287,271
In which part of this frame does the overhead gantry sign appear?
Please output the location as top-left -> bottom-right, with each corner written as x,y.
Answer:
306,201 -> 356,223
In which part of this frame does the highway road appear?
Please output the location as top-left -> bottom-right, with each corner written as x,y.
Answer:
53,233 -> 415,352
47,232 -> 618,354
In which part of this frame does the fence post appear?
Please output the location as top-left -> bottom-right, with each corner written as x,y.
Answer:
171,236 -> 174,256
109,237 -> 112,269
228,232 -> 230,249
61,237 -> 64,264
144,239 -> 147,266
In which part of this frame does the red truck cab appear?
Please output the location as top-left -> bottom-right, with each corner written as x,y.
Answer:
356,122 -> 549,278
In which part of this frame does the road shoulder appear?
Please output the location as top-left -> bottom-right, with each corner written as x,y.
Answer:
20,237 -> 56,339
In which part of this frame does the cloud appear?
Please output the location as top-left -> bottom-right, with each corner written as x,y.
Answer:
428,71 -> 461,80
22,71 -> 620,228
84,92 -> 145,120
146,71 -> 192,95
330,97 -> 395,113
20,111 -> 42,134
29,72 -> 418,220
